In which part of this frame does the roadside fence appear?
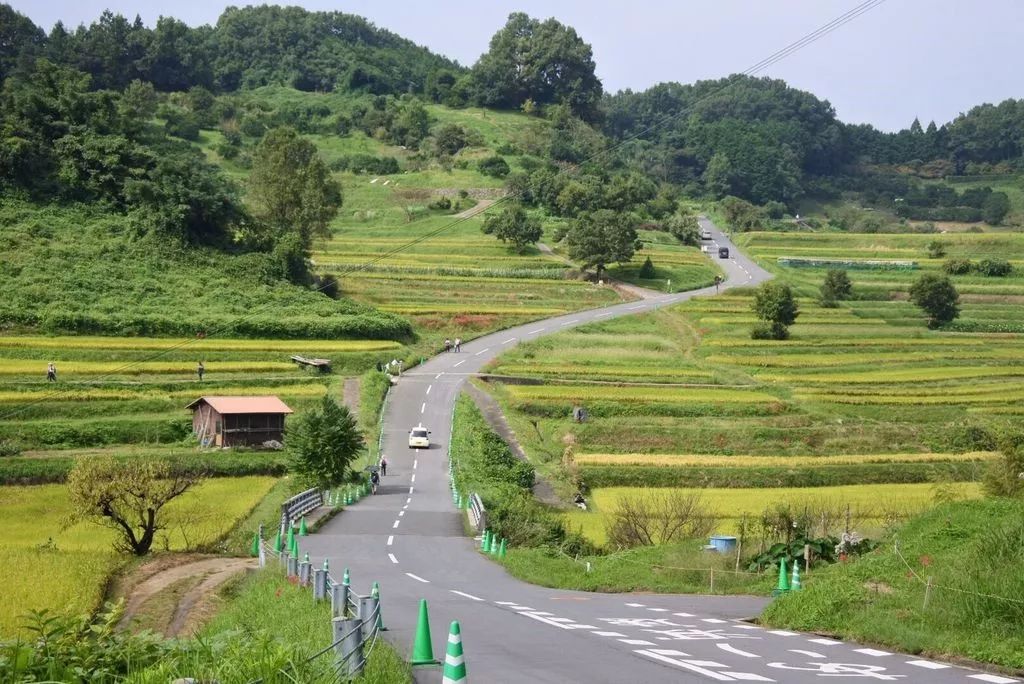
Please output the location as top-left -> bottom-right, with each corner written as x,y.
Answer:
894,538 -> 1024,611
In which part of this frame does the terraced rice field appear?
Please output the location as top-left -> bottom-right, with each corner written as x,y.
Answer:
0,476 -> 277,636
0,335 -> 394,448
562,483 -> 983,546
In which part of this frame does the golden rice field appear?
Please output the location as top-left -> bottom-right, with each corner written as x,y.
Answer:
0,383 -> 330,404
0,336 -> 403,353
574,451 -> 996,467
564,483 -> 984,546
505,384 -> 779,404
0,476 -> 277,636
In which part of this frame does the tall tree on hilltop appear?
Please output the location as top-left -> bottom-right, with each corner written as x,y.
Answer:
471,12 -> 603,122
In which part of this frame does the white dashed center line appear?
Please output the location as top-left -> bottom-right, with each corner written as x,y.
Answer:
434,372 -> 443,380
388,553 -> 398,564
502,338 -> 516,344
392,520 -> 400,529
528,328 -> 545,334
386,535 -> 394,545
398,510 -> 405,517
406,497 -> 412,504
474,348 -> 489,356
426,384 -> 432,395
413,459 -> 418,469
410,474 -> 416,483
450,590 -> 484,601
595,312 -> 612,318
405,573 -> 429,583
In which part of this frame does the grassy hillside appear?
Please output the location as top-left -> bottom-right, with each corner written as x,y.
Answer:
762,498 -> 1024,669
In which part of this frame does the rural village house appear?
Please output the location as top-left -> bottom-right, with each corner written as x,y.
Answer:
186,396 -> 293,447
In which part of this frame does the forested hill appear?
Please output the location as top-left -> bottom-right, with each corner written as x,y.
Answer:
0,4 -> 463,95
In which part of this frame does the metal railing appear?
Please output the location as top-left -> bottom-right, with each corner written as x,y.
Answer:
280,487 -> 324,535
254,538 -> 382,682
467,493 -> 487,532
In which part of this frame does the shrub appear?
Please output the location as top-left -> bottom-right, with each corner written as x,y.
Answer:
478,155 -> 511,179
0,440 -> 21,457
764,201 -> 787,219
429,196 -> 452,211
983,431 -> 1024,498
977,259 -> 1013,277
926,240 -> 947,258
943,259 -> 975,275
605,490 -> 714,549
638,256 -> 656,279
909,273 -> 960,328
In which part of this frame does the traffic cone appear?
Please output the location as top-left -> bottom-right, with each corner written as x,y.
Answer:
774,557 -> 791,594
480,530 -> 489,551
323,557 -> 329,572
343,567 -> 350,586
291,537 -> 299,559
410,599 -> 439,665
441,621 -> 467,684
299,516 -> 308,536
344,490 -> 351,505
286,525 -> 294,551
250,531 -> 260,557
490,537 -> 499,556
498,538 -> 507,558
791,560 -> 802,591
371,581 -> 387,630
273,529 -> 282,554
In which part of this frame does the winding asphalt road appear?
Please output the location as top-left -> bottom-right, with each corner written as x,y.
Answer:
303,219 -> 1016,684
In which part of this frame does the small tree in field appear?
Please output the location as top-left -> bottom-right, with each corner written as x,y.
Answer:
819,269 -> 852,307
752,281 -> 799,340
481,203 -> 543,252
67,458 -> 201,556
638,256 -> 656,279
909,273 -> 960,328
287,395 -> 364,490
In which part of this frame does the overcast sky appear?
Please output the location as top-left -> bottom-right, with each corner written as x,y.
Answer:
10,0 -> 1023,131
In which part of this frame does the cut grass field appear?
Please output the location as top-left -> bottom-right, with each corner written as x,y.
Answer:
0,476 -> 277,637
562,483 -> 982,546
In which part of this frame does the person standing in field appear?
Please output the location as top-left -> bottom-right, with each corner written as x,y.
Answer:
197,361 -> 205,381
46,363 -> 57,382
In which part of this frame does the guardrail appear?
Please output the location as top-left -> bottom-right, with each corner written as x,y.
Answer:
280,487 -> 323,536
255,533 -> 382,681
467,493 -> 486,532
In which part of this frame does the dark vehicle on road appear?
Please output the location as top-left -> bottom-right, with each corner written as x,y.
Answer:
718,247 -> 730,258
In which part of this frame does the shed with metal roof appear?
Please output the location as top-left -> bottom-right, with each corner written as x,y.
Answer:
186,396 -> 293,447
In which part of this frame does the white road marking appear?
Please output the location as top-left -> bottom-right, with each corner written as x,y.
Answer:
392,520 -> 400,528
854,648 -> 891,657
528,328 -> 545,334
560,320 -> 578,326
450,590 -> 484,601
494,601 -> 517,605
474,348 -> 489,356
673,612 -> 695,618
406,497 -> 412,504
520,612 -> 574,630
807,638 -> 842,646
969,675 -> 1019,683
594,631 -> 627,637
789,649 -> 825,659
907,660 -> 951,669
567,624 -> 597,629
733,624 -> 761,630
410,474 -> 416,483
386,535 -> 394,545
426,384 -> 432,395
635,651 -> 745,681
502,338 -> 516,344
528,611 -> 554,616
405,572 -> 429,583
625,602 -> 646,608
717,643 -> 760,658
595,312 -> 613,318
702,618 -> 728,624
619,639 -> 656,646
435,373 -> 443,379
453,360 -> 466,367
413,459 -> 418,469
398,510 -> 405,517
647,608 -> 669,612
768,630 -> 798,636
627,304 -> 645,310
510,606 -> 534,612
388,553 -> 398,564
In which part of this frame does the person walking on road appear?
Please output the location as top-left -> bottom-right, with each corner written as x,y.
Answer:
370,470 -> 380,493
196,361 -> 205,381
46,363 -> 57,382
454,337 -> 462,352
444,338 -> 451,352
379,455 -> 388,476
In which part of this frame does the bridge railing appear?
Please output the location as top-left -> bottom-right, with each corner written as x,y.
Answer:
280,487 -> 323,535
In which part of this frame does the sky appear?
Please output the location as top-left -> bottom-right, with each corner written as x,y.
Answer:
9,0 -> 1023,132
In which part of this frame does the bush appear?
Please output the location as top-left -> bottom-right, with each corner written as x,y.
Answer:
943,259 -> 975,275
478,155 -> 511,179
0,440 -> 21,457
764,201 -> 787,219
926,240 -> 947,258
429,196 -> 452,211
638,256 -> 656,279
909,273 -> 960,328
977,259 -> 1013,277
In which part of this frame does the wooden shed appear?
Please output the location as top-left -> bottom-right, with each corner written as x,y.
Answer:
186,396 -> 293,447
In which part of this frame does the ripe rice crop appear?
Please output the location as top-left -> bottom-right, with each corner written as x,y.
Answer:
796,389 -> 1024,405
0,382 -> 329,404
767,366 -> 1024,384
574,451 -> 995,467
0,360 -> 297,376
0,336 -> 402,353
505,384 -> 778,404
707,349 -> 1024,367
493,364 -> 714,380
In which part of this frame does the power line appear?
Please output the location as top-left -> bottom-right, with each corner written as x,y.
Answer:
0,0 -> 888,421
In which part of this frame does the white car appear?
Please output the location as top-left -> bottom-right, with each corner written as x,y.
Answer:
408,425 -> 430,449
700,229 -> 713,240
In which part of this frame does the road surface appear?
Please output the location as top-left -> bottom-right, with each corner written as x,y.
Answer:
303,218 -> 1015,683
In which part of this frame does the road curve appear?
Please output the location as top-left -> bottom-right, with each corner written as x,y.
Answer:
302,219 -> 1005,684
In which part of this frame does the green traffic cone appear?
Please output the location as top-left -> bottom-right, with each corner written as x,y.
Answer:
291,537 -> 299,558
791,560 -> 802,591
273,529 -> 282,553
410,599 -> 439,666
303,552 -> 309,563
441,621 -> 466,684
343,567 -> 350,586
323,557 -> 329,572
490,536 -> 499,556
371,581 -> 387,630
250,531 -> 260,558
774,557 -> 791,594
344,490 -> 351,505
286,525 -> 295,550
498,538 -> 507,558
481,530 -> 491,552
299,516 -> 308,536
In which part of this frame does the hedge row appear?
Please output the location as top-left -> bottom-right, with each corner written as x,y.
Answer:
0,451 -> 289,485
580,461 -> 982,489
0,418 -> 191,449
0,310 -> 414,342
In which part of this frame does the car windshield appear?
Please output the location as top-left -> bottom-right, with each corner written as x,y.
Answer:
412,429 -> 427,438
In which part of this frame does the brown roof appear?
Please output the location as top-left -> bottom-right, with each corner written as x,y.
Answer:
185,396 -> 293,415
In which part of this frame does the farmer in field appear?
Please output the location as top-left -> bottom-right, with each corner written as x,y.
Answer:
46,362 -> 57,382
197,361 -> 205,381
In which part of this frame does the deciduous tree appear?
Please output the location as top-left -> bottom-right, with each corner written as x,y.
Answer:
287,396 -> 364,490
564,209 -> 639,273
909,273 -> 960,328
752,281 -> 799,340
481,203 -> 543,252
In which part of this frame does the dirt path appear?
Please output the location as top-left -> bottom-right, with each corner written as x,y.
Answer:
342,377 -> 361,419
119,556 -> 257,637
464,382 -> 561,507
455,198 -> 496,219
